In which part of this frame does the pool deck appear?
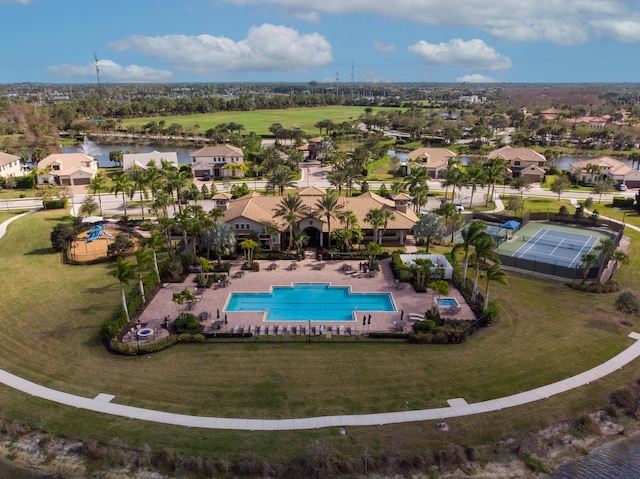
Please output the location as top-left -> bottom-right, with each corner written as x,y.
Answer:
131,253 -> 475,342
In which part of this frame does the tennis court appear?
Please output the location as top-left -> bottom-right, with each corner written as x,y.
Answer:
512,228 -> 600,268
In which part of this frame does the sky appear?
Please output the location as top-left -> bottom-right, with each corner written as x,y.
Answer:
2,0 -> 640,84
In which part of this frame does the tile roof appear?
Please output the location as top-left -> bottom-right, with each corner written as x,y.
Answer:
190,145 -> 244,158
488,146 -> 546,163
0,151 -> 20,167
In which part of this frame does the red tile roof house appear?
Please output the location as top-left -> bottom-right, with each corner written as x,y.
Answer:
219,186 -> 419,250
570,156 -> 640,188
488,146 -> 547,182
37,153 -> 98,186
189,145 -> 245,179
407,147 -> 457,178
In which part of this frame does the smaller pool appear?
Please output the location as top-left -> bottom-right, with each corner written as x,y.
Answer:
137,328 -> 154,337
437,297 -> 459,308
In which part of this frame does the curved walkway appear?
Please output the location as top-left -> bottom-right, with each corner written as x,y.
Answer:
1,211 -> 640,430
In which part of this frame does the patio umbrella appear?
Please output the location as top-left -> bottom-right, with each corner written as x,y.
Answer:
217,309 -> 220,319
224,314 -> 228,325
368,314 -> 371,325
363,315 -> 366,326
400,310 -> 404,321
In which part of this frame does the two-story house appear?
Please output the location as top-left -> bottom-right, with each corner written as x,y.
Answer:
190,145 -> 245,179
0,152 -> 22,179
488,146 -> 547,182
407,147 -> 457,178
37,153 -> 98,186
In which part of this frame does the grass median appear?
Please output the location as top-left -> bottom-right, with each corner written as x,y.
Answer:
0,209 -> 637,462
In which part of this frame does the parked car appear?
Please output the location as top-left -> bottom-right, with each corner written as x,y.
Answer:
616,183 -> 628,191
202,172 -> 211,181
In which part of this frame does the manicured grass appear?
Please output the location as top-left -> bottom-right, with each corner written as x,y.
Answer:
120,106 -> 396,137
0,210 -> 638,463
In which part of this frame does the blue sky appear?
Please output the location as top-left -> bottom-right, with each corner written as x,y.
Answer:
2,0 -> 640,84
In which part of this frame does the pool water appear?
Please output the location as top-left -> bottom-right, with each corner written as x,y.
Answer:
437,298 -> 459,307
226,283 -> 395,321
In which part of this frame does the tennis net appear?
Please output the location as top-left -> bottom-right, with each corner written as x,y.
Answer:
521,235 -> 594,251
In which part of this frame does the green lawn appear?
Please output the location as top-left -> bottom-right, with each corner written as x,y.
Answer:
0,210 -> 638,464
120,106 -> 397,137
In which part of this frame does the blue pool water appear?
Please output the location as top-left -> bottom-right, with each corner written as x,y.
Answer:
437,298 -> 459,307
226,283 -> 395,321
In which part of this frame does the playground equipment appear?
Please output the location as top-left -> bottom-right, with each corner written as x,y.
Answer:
86,224 -> 104,242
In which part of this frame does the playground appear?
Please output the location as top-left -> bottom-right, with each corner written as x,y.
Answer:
69,224 -> 121,262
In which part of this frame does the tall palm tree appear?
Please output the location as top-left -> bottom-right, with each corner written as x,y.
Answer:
452,220 -> 488,287
315,189 -> 344,248
327,169 -> 349,195
378,209 -> 396,244
266,165 -> 296,196
135,249 -> 153,304
143,229 -> 164,282
484,262 -> 507,309
404,167 -> 427,195
274,194 -> 310,250
465,164 -> 486,207
127,166 -> 148,221
90,171 -> 106,216
483,159 -> 508,205
111,173 -> 134,219
471,233 -> 498,300
112,257 -> 134,321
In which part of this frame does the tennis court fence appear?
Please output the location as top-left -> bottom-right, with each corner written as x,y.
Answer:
497,252 -> 600,281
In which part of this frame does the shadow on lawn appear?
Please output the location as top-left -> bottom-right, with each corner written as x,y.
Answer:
25,247 -> 55,255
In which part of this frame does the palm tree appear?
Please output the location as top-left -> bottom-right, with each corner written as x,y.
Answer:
274,194 -> 310,250
484,262 -> 507,309
112,257 -> 134,321
208,207 -> 225,222
127,166 -> 148,221
327,169 -> 349,195
143,229 -> 164,282
453,220 -> 488,286
364,208 -> 386,245
239,239 -> 259,267
266,165 -> 296,196
471,233 -> 498,300
483,159 -> 508,205
111,173 -> 134,218
404,167 -> 427,195
135,249 -> 153,304
580,252 -> 598,284
378,209 -> 396,244
465,165 -> 485,208
89,171 -> 106,216
315,189 -> 344,248
435,202 -> 460,241
200,221 -> 236,264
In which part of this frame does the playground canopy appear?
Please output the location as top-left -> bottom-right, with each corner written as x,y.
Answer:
502,220 -> 521,231
82,216 -> 104,224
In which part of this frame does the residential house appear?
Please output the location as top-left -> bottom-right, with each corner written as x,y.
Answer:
488,146 -> 547,182
122,150 -> 179,171
0,152 -> 22,179
407,147 -> 457,178
570,156 -> 640,188
220,186 -> 419,250
539,108 -> 562,121
189,145 -> 245,179
37,153 -> 98,186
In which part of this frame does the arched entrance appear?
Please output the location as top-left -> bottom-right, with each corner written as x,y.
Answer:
303,227 -> 321,247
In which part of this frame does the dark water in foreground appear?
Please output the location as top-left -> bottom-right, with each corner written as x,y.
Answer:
552,434 -> 640,478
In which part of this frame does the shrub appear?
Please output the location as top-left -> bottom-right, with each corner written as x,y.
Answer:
43,198 -> 68,210
483,300 -> 501,324
174,314 -> 204,334
612,196 -> 634,208
413,320 -> 437,332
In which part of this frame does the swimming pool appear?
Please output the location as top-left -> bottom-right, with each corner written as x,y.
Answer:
436,298 -> 459,308
226,283 -> 395,321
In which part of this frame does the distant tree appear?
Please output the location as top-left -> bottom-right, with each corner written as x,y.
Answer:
107,234 -> 135,259
109,150 -> 123,167
112,257 -> 135,321
200,221 -> 236,264
412,212 -> 445,253
50,223 -> 76,253
615,291 -> 640,322
592,178 -> 615,203
78,195 -> 99,217
551,175 -> 571,200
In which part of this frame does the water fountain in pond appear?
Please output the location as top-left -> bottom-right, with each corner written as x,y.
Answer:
79,136 -> 103,157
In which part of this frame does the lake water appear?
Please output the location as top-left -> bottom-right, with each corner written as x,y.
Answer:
61,139 -> 193,168
552,434 -> 640,478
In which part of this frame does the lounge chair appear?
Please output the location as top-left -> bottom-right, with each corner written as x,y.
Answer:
232,325 -> 240,333
339,325 -> 345,335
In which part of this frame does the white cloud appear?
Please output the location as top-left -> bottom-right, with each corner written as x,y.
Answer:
408,38 -> 512,71
373,41 -> 396,53
221,0 -> 639,45
108,24 -> 332,76
456,74 -> 498,83
44,60 -> 173,82
591,16 -> 640,42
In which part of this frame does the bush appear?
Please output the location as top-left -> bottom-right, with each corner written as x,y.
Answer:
413,320 -> 437,332
43,198 -> 68,210
483,300 -> 501,324
612,196 -> 634,208
174,314 -> 204,334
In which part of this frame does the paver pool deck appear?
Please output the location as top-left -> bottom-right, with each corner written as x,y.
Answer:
134,252 -> 474,341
